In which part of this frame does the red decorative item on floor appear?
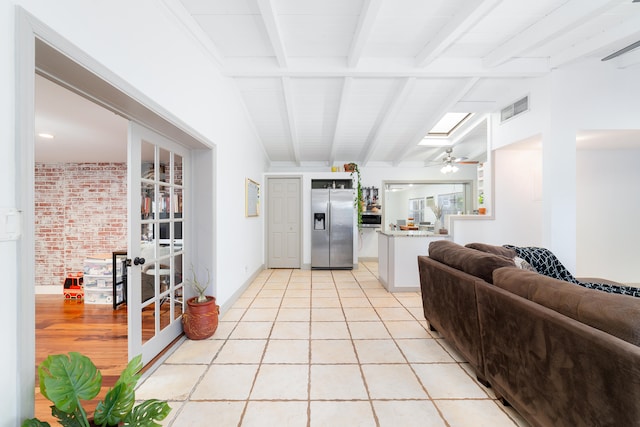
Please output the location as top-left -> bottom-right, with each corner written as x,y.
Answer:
63,272 -> 84,299
183,296 -> 219,340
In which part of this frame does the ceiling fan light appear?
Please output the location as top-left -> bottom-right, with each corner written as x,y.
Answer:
440,162 -> 459,174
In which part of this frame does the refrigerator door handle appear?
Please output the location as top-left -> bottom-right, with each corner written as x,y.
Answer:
327,201 -> 331,232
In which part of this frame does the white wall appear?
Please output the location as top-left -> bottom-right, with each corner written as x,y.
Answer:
1,0 -> 19,422
451,146 -> 543,247
550,62 -> 640,278
4,2 -> 268,423
485,61 -> 640,275
577,148 -> 640,284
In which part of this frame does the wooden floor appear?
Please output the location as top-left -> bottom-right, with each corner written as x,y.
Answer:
34,295 -> 128,423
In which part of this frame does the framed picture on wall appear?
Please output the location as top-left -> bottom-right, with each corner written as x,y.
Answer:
246,178 -> 260,217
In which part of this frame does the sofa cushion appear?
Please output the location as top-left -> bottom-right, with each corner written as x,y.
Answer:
428,240 -> 515,284
465,242 -> 517,259
493,267 -> 640,347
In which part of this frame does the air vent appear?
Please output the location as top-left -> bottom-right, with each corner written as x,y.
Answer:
500,96 -> 529,123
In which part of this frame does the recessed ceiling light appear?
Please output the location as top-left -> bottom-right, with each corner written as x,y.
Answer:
38,133 -> 55,139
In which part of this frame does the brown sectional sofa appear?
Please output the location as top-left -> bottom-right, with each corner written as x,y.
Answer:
418,240 -> 640,427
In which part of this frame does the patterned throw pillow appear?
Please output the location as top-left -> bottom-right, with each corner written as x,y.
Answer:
513,256 -> 537,272
503,245 -> 640,298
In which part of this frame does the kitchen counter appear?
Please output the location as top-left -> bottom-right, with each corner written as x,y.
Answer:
379,230 -> 449,237
378,231 -> 450,292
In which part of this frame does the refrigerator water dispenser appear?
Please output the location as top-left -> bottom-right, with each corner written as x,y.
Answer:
314,213 -> 325,230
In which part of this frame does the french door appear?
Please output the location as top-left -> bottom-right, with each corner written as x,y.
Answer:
128,122 -> 188,365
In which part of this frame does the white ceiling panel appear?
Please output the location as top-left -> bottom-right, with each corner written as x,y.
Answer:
275,0 -> 364,16
280,15 -> 361,57
235,77 -> 293,161
365,0 -> 460,57
179,0 -> 259,14
291,78 -> 343,161
528,3 -> 640,59
194,15 -> 274,57
333,78 -> 399,159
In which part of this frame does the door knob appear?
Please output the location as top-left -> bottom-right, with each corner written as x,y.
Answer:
133,257 -> 146,266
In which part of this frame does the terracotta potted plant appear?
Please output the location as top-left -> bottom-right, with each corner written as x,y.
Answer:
22,352 -> 170,427
182,266 -> 219,340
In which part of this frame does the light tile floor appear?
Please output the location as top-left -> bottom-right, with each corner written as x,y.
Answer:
136,262 -> 530,426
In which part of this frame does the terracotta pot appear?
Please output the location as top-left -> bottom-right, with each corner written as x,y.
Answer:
183,296 -> 219,340
344,163 -> 355,172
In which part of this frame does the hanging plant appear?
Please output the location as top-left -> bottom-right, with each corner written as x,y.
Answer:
346,162 -> 363,230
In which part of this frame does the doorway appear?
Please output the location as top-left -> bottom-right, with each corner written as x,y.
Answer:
17,14 -> 215,419
33,72 -> 130,420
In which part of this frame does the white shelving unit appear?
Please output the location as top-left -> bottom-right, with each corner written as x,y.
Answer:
83,254 -> 122,305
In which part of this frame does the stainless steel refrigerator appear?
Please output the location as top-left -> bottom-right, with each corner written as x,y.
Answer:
311,188 -> 355,269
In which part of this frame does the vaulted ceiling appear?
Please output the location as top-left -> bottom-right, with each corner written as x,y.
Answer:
163,0 -> 640,168
34,1 -> 640,165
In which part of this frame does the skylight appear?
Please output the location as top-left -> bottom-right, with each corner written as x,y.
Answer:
427,112 -> 471,136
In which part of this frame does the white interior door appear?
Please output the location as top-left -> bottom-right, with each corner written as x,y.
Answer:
267,177 -> 301,268
128,122 -> 189,365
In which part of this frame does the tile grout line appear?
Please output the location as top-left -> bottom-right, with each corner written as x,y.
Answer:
161,265 -> 525,426
349,268 -> 447,427
237,268 -> 294,426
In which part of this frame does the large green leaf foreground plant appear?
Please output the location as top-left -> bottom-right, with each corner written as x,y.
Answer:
23,352 -> 171,427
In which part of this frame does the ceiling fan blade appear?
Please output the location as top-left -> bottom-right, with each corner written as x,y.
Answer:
457,160 -> 479,164
601,39 -> 640,61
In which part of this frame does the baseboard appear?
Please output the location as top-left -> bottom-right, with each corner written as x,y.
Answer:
218,265 -> 264,315
35,285 -> 60,295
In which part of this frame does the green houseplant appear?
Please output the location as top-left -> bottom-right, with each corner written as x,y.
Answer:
182,266 -> 219,340
345,162 -> 364,229
22,352 -> 170,427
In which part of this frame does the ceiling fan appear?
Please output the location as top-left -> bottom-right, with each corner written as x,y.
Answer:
432,148 -> 479,173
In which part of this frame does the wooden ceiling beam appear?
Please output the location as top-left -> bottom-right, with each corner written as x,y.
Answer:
416,0 -> 501,67
281,77 -> 300,165
483,0 -> 617,68
257,0 -> 289,68
348,0 -> 383,68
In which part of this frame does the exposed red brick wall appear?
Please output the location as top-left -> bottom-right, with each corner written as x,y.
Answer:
35,163 -> 128,286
